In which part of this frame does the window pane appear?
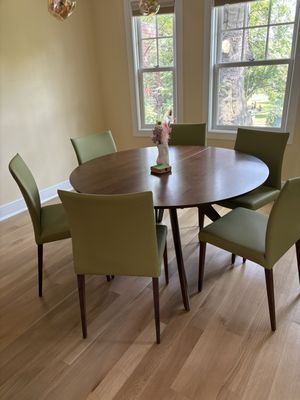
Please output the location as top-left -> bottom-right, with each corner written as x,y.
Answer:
143,71 -> 174,125
270,0 -> 297,24
217,65 -> 288,128
142,39 -> 157,67
158,38 -> 173,66
247,0 -> 270,27
268,24 -> 294,59
140,16 -> 156,39
222,4 -> 245,30
243,27 -> 267,61
220,30 -> 243,63
157,14 -> 173,37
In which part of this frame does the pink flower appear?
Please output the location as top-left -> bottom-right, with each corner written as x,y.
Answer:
152,110 -> 172,145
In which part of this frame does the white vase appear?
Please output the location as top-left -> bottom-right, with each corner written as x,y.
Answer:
156,143 -> 169,165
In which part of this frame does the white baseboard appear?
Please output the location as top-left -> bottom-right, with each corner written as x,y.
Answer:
0,180 -> 73,221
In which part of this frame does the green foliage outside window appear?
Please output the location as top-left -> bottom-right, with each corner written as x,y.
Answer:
140,14 -> 174,125
218,0 -> 297,128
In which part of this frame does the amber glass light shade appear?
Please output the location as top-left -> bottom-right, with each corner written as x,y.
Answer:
48,0 -> 76,21
139,0 -> 160,16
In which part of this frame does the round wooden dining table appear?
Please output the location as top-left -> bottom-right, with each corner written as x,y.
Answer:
70,145 -> 269,311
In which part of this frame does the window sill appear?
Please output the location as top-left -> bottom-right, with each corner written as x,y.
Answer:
208,130 -> 236,140
133,129 -> 152,138
133,129 -> 237,141
133,128 -> 293,144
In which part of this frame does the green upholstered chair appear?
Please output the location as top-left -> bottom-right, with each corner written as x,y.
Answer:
157,123 -> 207,225
70,130 -> 118,282
58,190 -> 168,343
216,128 -> 289,264
169,123 -> 207,146
9,154 -> 70,296
217,128 -> 289,210
156,123 -> 207,228
198,177 -> 300,331
70,130 -> 117,165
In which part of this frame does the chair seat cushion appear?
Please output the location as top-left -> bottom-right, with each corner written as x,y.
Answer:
156,224 -> 168,264
39,204 -> 70,244
216,185 -> 280,210
199,208 -> 268,266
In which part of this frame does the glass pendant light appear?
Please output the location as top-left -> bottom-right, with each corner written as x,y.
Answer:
48,0 -> 77,21
139,0 -> 160,16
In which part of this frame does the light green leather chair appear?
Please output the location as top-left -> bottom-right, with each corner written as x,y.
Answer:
217,128 -> 289,211
198,177 -> 300,331
58,190 -> 168,343
71,130 -> 118,282
216,128 -> 289,263
9,154 -> 70,296
157,123 -> 207,225
70,130 -> 117,165
169,123 -> 207,146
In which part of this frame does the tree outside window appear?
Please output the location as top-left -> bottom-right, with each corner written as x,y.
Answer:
135,13 -> 176,128
211,0 -> 298,131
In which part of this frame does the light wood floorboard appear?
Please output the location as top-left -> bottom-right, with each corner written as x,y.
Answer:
0,204 -> 299,399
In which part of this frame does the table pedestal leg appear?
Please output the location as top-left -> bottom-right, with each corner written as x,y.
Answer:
200,204 -> 221,222
169,208 -> 190,312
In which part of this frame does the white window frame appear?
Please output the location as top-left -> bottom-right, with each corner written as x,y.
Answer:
203,0 -> 300,142
124,0 -> 183,136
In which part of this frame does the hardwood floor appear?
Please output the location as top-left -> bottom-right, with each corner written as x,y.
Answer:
1,203 -> 300,400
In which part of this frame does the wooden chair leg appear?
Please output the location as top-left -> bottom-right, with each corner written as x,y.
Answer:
77,274 -> 87,338
152,277 -> 160,344
296,240 -> 300,284
198,207 -> 205,229
198,241 -> 207,292
264,269 -> 276,331
231,254 -> 236,264
155,208 -> 164,223
38,244 -> 43,297
163,244 -> 169,285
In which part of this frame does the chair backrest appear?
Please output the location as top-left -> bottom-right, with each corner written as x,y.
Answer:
70,130 -> 117,165
234,128 -> 289,189
266,177 -> 300,267
58,190 -> 161,277
169,123 -> 207,146
9,154 -> 41,241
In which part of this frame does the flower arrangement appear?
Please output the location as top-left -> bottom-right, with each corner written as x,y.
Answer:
152,110 -> 172,145
151,110 -> 173,169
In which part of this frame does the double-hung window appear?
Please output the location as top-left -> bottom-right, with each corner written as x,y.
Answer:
126,0 -> 179,131
209,0 -> 300,133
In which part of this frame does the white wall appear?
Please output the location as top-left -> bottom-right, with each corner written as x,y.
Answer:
0,0 -> 105,205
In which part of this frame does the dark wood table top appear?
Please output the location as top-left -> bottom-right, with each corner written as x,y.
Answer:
70,146 -> 269,209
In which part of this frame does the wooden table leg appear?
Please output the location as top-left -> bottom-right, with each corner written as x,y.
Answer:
169,208 -> 190,312
200,204 -> 221,222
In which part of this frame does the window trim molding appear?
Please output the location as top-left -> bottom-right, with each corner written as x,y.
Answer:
203,0 -> 300,143
124,0 -> 183,137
